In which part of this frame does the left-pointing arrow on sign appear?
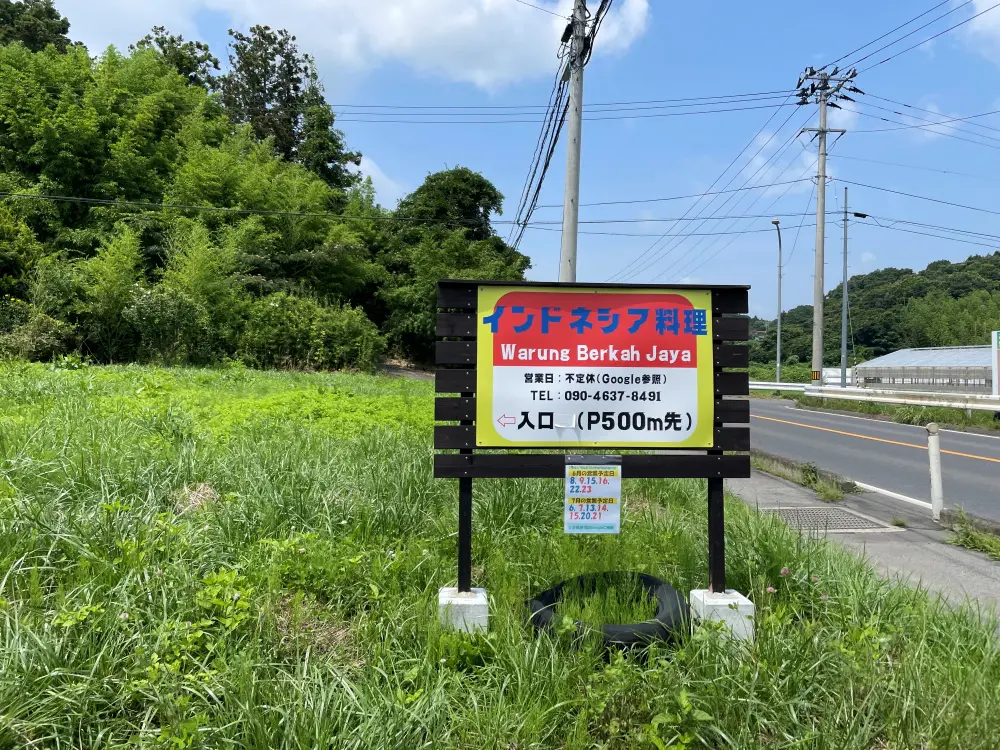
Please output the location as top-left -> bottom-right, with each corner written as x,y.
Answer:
497,414 -> 515,428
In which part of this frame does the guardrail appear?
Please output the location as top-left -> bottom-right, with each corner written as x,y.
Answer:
749,382 -> 807,393
802,385 -> 1000,413
749,382 -> 1000,412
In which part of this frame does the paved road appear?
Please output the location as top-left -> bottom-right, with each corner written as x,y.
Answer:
750,399 -> 1000,523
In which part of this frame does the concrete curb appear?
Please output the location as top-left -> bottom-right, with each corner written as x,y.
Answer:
751,449 -> 857,493
940,508 -> 1000,536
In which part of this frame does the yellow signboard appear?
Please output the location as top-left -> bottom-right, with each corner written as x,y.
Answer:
476,285 -> 715,448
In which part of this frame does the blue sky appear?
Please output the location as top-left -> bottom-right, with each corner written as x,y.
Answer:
58,0 -> 1000,318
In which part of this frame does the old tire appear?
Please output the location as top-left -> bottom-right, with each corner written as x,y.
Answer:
526,572 -> 690,648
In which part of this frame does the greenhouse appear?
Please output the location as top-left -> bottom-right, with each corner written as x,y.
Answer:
854,346 -> 993,394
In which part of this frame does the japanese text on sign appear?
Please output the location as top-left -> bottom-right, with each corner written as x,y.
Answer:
476,287 -> 715,448
565,465 -> 621,534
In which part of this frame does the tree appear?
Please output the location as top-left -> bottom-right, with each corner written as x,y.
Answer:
220,25 -> 360,187
221,25 -> 310,161
131,26 -> 220,89
297,81 -> 361,191
0,0 -> 70,52
394,167 -> 504,243
382,168 -> 529,361
78,225 -> 144,361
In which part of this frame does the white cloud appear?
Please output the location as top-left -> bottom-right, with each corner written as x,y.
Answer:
860,251 -> 876,268
356,156 -> 408,207
58,0 -> 650,90
58,0 -> 202,54
963,0 -> 1000,63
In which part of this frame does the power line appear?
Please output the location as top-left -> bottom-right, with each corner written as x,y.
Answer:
848,104 -> 1000,138
831,178 -> 1000,217
831,153 -> 1000,182
336,94 -> 792,117
525,223 -> 817,238
823,0 -> 955,68
511,0 -> 568,18
508,53 -> 569,245
330,89 -> 796,111
534,178 -> 813,209
668,154 -> 821,281
857,1 -> 1000,73
607,98 -> 801,282
785,180 -> 816,265
854,219 -> 1000,250
839,0 -> 973,69
861,214 -> 1000,241
335,101 -> 795,124
865,93 -> 1000,135
843,106 -> 1000,151
625,110 -> 813,282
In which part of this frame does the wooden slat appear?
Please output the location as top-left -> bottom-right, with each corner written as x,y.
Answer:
435,397 -> 476,421
435,425 -> 477,449
715,372 -> 749,396
713,316 -> 750,342
436,341 -> 476,366
437,283 -> 478,310
714,426 -> 750,451
715,399 -> 749,424
434,453 -> 751,479
436,369 -> 476,394
435,425 -> 748,451
437,312 -> 477,338
712,288 -> 749,315
714,343 -> 749,369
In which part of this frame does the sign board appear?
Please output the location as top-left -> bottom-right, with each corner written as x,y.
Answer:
475,286 -> 715,448
564,457 -> 622,534
994,330 -> 1000,398
434,280 -> 751,596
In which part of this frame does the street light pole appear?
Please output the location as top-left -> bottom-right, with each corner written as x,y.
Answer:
772,218 -> 783,383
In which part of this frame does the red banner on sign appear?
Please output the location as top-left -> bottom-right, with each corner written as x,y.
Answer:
485,291 -> 704,369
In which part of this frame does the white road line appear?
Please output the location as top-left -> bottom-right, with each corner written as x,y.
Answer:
853,481 -> 932,510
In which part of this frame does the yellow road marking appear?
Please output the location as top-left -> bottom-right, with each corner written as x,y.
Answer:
752,414 -> 1000,465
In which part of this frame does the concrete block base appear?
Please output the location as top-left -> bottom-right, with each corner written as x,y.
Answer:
689,589 -> 755,642
438,587 -> 488,633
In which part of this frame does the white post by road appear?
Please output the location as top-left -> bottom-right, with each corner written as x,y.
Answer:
926,423 -> 943,522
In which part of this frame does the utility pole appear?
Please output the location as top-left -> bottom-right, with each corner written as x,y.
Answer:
798,67 -> 855,386
559,0 -> 587,283
841,187 -> 849,388
772,218 -> 783,383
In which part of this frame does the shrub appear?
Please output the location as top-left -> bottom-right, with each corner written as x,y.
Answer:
0,310 -> 76,360
239,292 -> 385,372
78,225 -> 144,362
124,285 -> 209,364
0,295 -> 31,334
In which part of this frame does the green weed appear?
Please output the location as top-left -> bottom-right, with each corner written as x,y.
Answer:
0,361 -> 998,747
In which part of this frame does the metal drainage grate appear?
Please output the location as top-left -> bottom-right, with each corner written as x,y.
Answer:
761,507 -> 890,532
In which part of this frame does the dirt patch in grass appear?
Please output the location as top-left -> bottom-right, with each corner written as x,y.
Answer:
274,594 -> 359,661
174,483 -> 218,514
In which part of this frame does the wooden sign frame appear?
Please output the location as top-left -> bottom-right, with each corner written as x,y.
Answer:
434,280 -> 751,595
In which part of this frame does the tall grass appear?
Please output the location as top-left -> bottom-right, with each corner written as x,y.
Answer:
0,361 -> 999,747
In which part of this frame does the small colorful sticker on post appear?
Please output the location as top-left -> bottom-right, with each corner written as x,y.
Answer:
564,463 -> 622,534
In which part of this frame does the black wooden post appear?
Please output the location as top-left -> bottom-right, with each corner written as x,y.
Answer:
458,387 -> 474,593
707,476 -> 726,593
457,477 -> 473,592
